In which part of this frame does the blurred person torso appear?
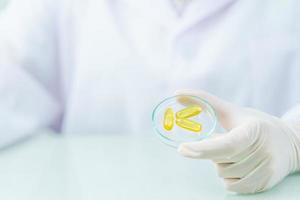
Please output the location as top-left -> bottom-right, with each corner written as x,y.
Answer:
0,0 -> 300,139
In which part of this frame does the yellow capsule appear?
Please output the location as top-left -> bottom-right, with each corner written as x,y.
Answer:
175,118 -> 202,133
163,108 -> 174,131
176,106 -> 202,119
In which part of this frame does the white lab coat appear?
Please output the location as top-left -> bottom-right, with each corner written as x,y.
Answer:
0,0 -> 300,146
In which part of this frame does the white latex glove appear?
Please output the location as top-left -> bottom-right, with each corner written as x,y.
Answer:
177,90 -> 300,194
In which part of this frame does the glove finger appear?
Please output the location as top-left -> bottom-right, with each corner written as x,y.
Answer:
178,122 -> 258,159
216,141 -> 267,179
212,131 -> 263,164
178,133 -> 225,158
175,89 -> 245,130
224,157 -> 272,194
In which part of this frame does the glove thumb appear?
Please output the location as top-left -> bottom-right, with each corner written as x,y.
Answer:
175,89 -> 244,130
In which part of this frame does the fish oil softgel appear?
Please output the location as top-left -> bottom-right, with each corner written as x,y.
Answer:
175,118 -> 202,132
152,95 -> 217,147
163,108 -> 174,131
176,106 -> 202,119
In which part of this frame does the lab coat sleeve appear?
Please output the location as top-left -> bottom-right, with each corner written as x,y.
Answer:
282,103 -> 300,172
0,0 -> 61,147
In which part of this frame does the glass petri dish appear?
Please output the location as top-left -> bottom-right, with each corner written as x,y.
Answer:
152,95 -> 217,147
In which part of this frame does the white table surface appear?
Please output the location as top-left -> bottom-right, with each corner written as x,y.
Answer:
0,132 -> 299,200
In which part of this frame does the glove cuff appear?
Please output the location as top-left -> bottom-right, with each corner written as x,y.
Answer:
282,119 -> 300,173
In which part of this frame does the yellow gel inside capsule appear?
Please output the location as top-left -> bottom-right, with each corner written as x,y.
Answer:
175,118 -> 202,133
163,108 -> 174,131
176,106 -> 202,119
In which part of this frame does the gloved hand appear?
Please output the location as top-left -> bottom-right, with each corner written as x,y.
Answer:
176,90 -> 300,194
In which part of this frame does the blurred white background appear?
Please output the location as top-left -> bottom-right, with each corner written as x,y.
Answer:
0,0 -> 8,10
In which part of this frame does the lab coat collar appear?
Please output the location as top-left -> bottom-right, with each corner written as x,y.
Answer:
112,0 -> 177,26
115,0 -> 238,37
109,0 -> 238,45
173,0 -> 238,35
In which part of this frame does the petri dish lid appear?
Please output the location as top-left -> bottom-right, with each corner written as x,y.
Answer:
152,95 -> 217,147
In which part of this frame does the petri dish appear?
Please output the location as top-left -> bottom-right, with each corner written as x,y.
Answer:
152,95 -> 217,147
